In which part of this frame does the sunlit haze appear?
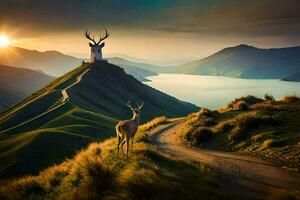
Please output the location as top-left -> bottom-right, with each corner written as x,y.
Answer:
0,35 -> 10,47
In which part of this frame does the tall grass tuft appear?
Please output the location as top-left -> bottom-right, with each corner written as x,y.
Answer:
264,94 -> 275,102
227,113 -> 276,142
283,95 -> 300,103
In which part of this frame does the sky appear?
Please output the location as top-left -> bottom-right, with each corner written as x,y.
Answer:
0,0 -> 299,65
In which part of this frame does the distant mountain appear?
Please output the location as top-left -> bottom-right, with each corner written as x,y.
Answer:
169,44 -> 300,79
0,47 -> 83,76
0,61 -> 197,179
0,46 -> 160,80
107,57 -> 159,81
107,57 -> 165,73
282,70 -> 300,82
0,64 -> 54,112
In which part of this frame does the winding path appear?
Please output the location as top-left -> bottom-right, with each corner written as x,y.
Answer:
149,120 -> 300,199
0,69 -> 90,134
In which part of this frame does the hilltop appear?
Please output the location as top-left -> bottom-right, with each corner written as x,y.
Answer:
168,44 -> 300,79
0,61 -> 197,179
0,64 -> 54,112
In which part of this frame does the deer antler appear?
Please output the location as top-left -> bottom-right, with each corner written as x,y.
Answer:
137,102 -> 144,110
97,29 -> 109,44
134,102 -> 144,110
85,30 -> 97,45
127,101 -> 134,110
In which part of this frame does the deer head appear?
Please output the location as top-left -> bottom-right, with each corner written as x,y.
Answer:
127,101 -> 144,116
85,29 -> 109,62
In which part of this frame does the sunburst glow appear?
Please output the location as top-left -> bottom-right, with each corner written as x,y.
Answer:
0,35 -> 10,47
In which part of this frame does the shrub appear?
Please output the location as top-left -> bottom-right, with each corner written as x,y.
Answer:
234,100 -> 249,110
228,127 -> 244,142
213,121 -> 234,134
0,176 -> 44,200
140,116 -> 169,132
283,95 -> 300,103
227,95 -> 263,110
183,127 -> 214,145
261,139 -> 287,149
264,94 -> 275,102
198,108 -> 215,118
136,133 -> 150,143
228,113 -> 277,142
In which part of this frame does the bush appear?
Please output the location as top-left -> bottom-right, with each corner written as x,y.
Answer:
283,95 -> 300,103
228,127 -> 244,142
261,139 -> 287,149
198,108 -> 215,118
227,95 -> 263,110
228,113 -> 277,142
213,121 -> 234,134
136,133 -> 150,143
140,116 -> 169,132
234,100 -> 249,110
264,94 -> 275,102
183,127 -> 214,145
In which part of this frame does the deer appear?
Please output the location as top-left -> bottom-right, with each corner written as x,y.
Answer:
84,29 -> 109,62
116,101 -> 144,158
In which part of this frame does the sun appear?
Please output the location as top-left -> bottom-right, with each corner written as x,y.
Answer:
0,35 -> 10,47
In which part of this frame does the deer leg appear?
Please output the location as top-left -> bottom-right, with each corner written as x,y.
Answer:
131,137 -> 134,152
121,137 -> 125,156
126,138 -> 129,159
117,135 -> 121,157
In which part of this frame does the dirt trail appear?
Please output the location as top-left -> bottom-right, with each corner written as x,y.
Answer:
0,69 -> 90,133
149,120 -> 300,199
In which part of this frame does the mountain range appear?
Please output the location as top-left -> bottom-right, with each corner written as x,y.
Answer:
0,61 -> 197,179
0,64 -> 54,112
0,46 -> 159,81
2,44 -> 300,81
168,44 -> 300,79
282,70 -> 300,82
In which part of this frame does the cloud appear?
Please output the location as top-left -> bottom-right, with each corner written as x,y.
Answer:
0,0 -> 299,39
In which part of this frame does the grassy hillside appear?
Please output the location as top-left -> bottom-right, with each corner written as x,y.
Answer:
168,44 -> 300,79
0,61 -> 197,179
0,118 -> 233,200
179,95 -> 300,170
0,64 -> 54,112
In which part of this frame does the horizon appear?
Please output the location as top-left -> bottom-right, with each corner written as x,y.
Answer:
4,42 -> 300,66
1,0 -> 299,65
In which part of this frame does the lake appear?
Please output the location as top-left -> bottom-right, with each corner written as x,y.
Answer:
145,74 -> 300,110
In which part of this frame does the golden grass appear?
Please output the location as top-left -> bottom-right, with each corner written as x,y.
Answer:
283,95 -> 300,103
0,118 -> 227,200
138,116 -> 170,132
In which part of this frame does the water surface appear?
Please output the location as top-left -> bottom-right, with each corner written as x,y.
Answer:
145,74 -> 300,109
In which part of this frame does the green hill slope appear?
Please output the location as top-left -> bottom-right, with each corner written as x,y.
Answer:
0,61 -> 197,179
